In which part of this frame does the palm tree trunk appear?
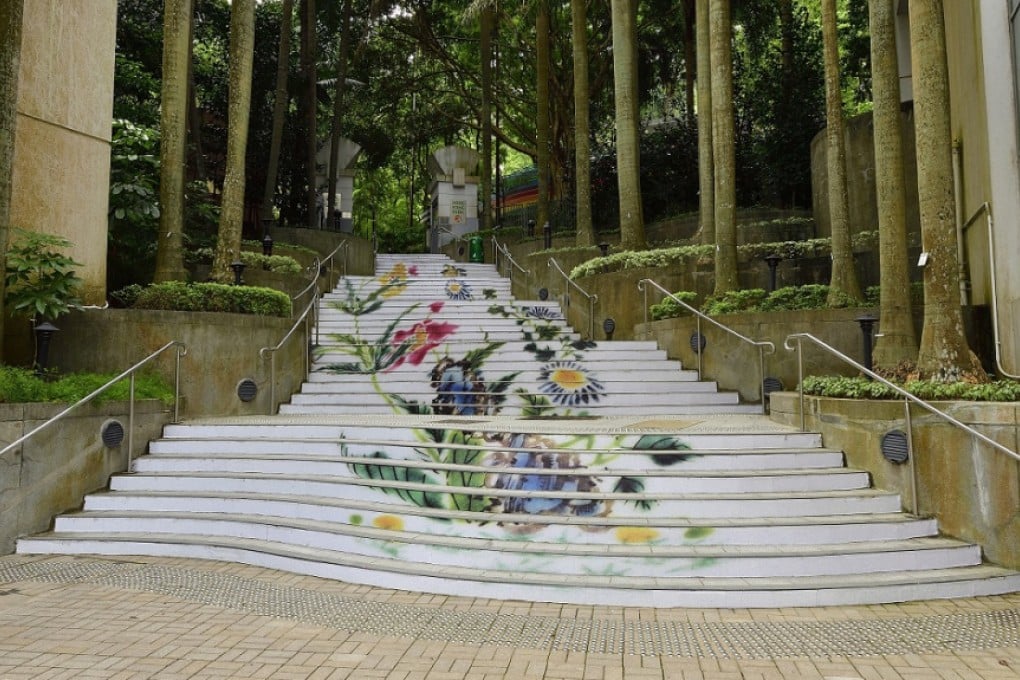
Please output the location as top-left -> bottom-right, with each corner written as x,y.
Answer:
682,0 -> 696,125
211,0 -> 256,282
909,0 -> 985,380
535,0 -> 552,234
262,0 -> 294,224
821,0 -> 862,304
302,0 -> 319,228
480,6 -> 495,232
326,0 -> 352,231
571,0 -> 594,246
0,0 -> 25,356
611,0 -> 646,251
710,0 -> 736,293
695,0 -> 714,247
869,0 -> 917,367
154,0 -> 192,283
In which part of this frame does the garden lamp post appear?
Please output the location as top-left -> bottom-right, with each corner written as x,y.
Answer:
262,233 -> 274,257
764,254 -> 782,292
230,261 -> 246,286
33,321 -> 59,376
856,314 -> 878,373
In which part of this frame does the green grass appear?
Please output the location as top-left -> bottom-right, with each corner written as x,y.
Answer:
0,366 -> 176,405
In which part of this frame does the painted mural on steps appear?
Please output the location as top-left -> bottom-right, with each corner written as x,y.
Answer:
317,262 -> 714,568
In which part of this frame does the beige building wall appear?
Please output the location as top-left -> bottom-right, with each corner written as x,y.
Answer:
10,0 -> 117,304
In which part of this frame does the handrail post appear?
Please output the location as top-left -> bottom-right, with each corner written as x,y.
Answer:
695,315 -> 703,381
128,373 -> 136,471
589,295 -> 596,340
641,281 -> 649,325
794,336 -> 805,432
268,351 -> 277,415
905,398 -> 918,516
174,344 -> 183,423
758,344 -> 767,415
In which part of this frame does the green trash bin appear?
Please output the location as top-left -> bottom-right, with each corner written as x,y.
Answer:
469,235 -> 484,263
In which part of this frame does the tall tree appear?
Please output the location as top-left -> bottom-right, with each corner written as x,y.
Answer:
211,0 -> 256,281
682,0 -> 696,125
0,0 -> 25,356
869,0 -> 916,367
611,0 -> 646,250
710,0 -> 736,293
479,6 -> 495,232
571,0 -> 595,246
326,0 -> 352,230
301,0 -> 318,227
695,0 -> 714,246
821,0 -> 862,304
909,0 -> 985,380
153,0 -> 193,283
535,0 -> 552,234
261,0 -> 294,224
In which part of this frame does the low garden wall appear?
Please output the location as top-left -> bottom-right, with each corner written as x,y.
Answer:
0,399 -> 169,554
49,308 -> 307,419
634,307 -> 881,402
770,391 -> 1020,570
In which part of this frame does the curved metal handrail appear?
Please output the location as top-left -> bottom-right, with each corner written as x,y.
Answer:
260,295 -> 318,414
784,331 -> 1020,515
548,257 -> 598,339
637,278 -> 776,413
492,237 -> 530,293
0,340 -> 187,471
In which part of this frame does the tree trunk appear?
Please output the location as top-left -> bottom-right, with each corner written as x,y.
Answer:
0,0 -> 25,357
682,0 -> 696,125
211,0 -> 256,282
302,0 -> 318,228
611,0 -> 646,251
154,0 -> 193,283
262,0 -> 294,224
535,0 -> 552,234
821,0 -> 862,305
326,0 -> 352,231
710,0 -> 736,293
186,12 -> 207,181
695,0 -> 714,247
869,0 -> 917,367
909,0 -> 985,380
480,6 -> 494,232
571,0 -> 594,247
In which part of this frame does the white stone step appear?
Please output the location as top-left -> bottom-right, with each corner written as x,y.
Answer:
283,390 -> 741,408
306,367 -> 702,382
19,533 -> 1020,608
278,402 -> 762,416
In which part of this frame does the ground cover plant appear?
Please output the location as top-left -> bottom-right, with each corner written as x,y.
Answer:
0,366 -> 175,405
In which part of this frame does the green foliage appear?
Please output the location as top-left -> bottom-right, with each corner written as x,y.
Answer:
801,376 -> 1020,402
757,284 -> 830,311
701,289 -> 769,316
4,230 -> 84,321
649,291 -> 698,321
130,281 -> 292,316
0,366 -> 175,405
188,247 -> 303,274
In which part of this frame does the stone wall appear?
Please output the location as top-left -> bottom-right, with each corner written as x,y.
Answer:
11,1 -> 118,304
0,399 -> 169,554
770,392 -> 1020,570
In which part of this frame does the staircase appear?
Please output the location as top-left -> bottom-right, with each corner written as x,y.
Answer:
17,253 -> 1020,607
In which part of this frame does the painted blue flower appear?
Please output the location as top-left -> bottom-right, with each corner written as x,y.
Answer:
445,279 -> 473,300
524,305 -> 561,320
538,361 -> 605,406
430,358 -> 487,415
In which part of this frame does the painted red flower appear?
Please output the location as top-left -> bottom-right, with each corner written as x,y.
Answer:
391,319 -> 457,367
429,301 -> 444,314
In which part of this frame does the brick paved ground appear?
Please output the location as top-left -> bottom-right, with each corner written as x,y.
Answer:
1,555 -> 1018,679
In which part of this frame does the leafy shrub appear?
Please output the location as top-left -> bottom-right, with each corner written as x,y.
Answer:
0,366 -> 175,405
757,284 -> 830,311
650,291 -> 698,320
702,289 -> 768,315
109,284 -> 144,308
188,248 -> 302,274
242,239 -> 318,258
4,229 -> 84,320
131,281 -> 292,316
864,282 -> 925,308
801,375 -> 1020,402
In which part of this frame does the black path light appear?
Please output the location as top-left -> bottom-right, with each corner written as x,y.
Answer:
856,314 -> 878,373
262,232 -> 274,257
527,219 -> 536,236
763,253 -> 783,292
33,321 -> 59,375
603,318 -> 616,341
598,242 -> 610,257
230,260 -> 246,286
543,221 -> 552,249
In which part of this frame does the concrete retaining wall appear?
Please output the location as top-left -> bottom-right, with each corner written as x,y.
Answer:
770,392 -> 1020,570
0,399 -> 169,554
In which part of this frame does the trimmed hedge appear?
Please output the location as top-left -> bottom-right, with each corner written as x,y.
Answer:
127,281 -> 292,317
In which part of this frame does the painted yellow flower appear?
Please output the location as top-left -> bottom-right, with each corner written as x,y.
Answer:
372,515 -> 405,531
615,527 -> 660,544
539,360 -> 605,406
378,263 -> 416,298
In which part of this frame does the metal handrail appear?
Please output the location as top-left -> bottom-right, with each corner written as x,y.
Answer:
548,257 -> 598,339
637,278 -> 776,414
492,237 -> 530,291
0,340 -> 187,471
785,332 -> 1020,516
260,295 -> 317,415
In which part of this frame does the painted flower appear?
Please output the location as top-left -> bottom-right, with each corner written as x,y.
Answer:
429,301 -> 444,314
483,433 -> 611,529
524,305 -> 561,320
378,263 -> 418,297
445,279 -> 473,300
430,357 -> 488,415
615,527 -> 660,544
538,361 -> 605,406
442,264 -> 466,278
391,319 -> 457,368
373,515 -> 404,531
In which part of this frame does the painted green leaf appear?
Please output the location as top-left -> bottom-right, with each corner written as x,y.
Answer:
684,527 -> 715,541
